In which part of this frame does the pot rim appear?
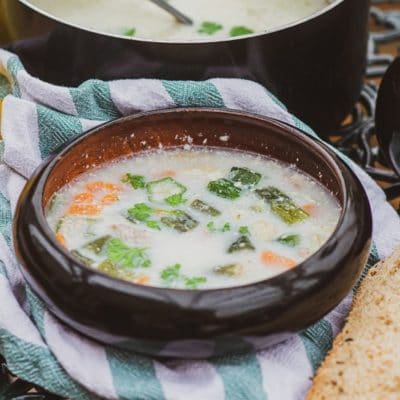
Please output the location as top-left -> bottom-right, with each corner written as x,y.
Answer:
17,0 -> 344,45
14,107 -> 368,296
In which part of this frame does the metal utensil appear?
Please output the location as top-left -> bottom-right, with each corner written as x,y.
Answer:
147,0 -> 193,25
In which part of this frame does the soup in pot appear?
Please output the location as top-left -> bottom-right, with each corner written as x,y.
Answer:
29,0 -> 336,41
46,148 -> 341,290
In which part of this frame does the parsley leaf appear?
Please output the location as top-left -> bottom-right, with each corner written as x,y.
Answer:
198,21 -> 223,35
124,28 -> 136,37
277,234 -> 300,247
160,263 -> 182,285
107,238 -> 151,269
239,226 -> 250,235
122,173 -> 146,189
230,26 -> 254,37
184,276 -> 207,289
160,263 -> 207,289
127,203 -> 153,222
165,193 -> 187,207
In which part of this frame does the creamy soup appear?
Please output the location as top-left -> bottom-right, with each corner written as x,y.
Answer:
46,148 -> 341,289
29,0 -> 336,41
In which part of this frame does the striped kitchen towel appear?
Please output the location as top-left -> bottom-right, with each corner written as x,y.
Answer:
0,48 -> 399,400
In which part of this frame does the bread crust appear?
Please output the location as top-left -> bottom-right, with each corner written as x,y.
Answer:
307,246 -> 400,400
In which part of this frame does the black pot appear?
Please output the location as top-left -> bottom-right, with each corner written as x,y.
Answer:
1,0 -> 370,131
14,108 -> 372,358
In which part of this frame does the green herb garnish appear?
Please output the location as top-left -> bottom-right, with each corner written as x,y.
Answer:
230,26 -> 254,37
107,238 -> 151,269
198,21 -> 223,35
122,173 -> 146,189
190,199 -> 221,216
208,178 -> 241,199
165,193 -> 187,207
256,187 -> 309,224
161,210 -> 198,233
228,235 -> 255,253
207,221 -> 231,233
239,226 -> 250,235
124,28 -> 136,37
85,235 -> 111,254
277,234 -> 300,247
146,220 -> 161,231
127,203 -> 153,223
228,167 -> 261,189
160,263 -> 207,289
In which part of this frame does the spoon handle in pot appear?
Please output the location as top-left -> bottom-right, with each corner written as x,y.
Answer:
147,0 -> 193,25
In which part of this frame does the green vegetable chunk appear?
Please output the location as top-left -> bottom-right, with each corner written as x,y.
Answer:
146,177 -> 187,204
122,173 -> 145,189
184,276 -> 207,289
124,28 -> 136,37
71,250 -> 94,267
213,263 -> 243,277
256,187 -> 309,224
208,178 -> 241,199
98,259 -> 136,281
107,238 -> 151,269
190,199 -> 221,216
228,167 -> 261,189
228,235 -> 255,253
161,211 -> 199,232
277,234 -> 301,247
85,235 -> 111,254
198,21 -> 223,35
127,203 -> 153,223
165,193 -> 187,207
230,26 -> 254,37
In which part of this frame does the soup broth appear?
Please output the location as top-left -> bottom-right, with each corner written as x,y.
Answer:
29,0 -> 336,41
46,148 -> 341,289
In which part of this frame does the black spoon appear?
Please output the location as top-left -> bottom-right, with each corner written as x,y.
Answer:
376,57 -> 400,177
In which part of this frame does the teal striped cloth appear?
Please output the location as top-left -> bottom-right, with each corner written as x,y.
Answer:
0,48 -> 399,400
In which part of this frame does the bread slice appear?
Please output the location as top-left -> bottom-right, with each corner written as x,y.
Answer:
307,246 -> 400,400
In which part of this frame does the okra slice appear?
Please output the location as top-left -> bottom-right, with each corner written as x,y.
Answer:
277,234 -> 300,247
208,178 -> 241,199
98,259 -> 136,281
71,250 -> 94,267
228,167 -> 261,189
213,263 -> 243,276
190,199 -> 221,216
228,236 -> 255,253
161,210 -> 199,232
146,177 -> 187,203
256,187 -> 309,225
84,235 -> 111,254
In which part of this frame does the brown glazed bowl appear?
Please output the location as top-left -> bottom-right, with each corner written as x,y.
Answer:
13,108 -> 372,358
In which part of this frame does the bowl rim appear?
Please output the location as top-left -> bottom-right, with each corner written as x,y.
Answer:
14,107 -> 366,296
17,0 -> 344,45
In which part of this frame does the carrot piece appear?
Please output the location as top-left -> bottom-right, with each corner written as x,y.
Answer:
55,233 -> 66,247
73,192 -> 94,203
303,203 -> 318,216
101,193 -> 119,205
261,251 -> 297,269
67,203 -> 102,216
86,181 -> 123,193
156,169 -> 176,178
135,276 -> 150,285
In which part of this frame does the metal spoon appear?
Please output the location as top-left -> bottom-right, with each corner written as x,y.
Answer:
147,0 -> 193,25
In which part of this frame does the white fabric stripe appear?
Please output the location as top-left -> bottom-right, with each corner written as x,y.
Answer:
44,312 -> 118,400
109,79 -> 175,115
0,165 -> 26,215
80,118 -> 103,132
212,78 -> 293,125
2,97 -> 41,178
257,335 -> 313,400
0,273 -> 44,347
154,359 -> 225,400
17,70 -> 78,116
0,49 -> 14,67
